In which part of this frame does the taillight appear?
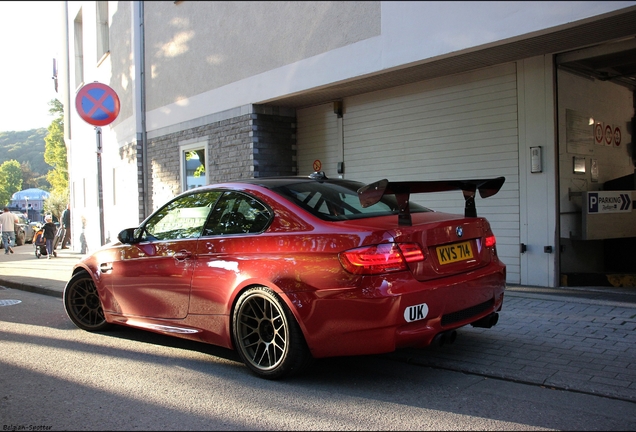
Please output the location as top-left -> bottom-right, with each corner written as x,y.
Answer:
485,235 -> 496,248
339,243 -> 425,275
398,242 -> 425,263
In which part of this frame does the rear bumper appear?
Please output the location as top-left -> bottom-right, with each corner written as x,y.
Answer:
288,262 -> 506,358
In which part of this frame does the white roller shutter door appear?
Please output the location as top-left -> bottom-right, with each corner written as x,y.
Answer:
297,63 -> 520,283
297,104 -> 341,178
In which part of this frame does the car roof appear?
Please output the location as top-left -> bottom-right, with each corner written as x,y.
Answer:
214,175 -> 365,190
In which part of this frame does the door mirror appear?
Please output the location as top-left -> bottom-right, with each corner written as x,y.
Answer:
117,228 -> 138,244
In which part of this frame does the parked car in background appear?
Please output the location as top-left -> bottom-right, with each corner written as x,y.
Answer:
63,172 -> 507,379
13,212 -> 35,246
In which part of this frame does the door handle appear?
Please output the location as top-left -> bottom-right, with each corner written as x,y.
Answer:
174,250 -> 193,261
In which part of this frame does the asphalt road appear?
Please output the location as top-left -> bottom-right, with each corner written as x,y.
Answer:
2,243 -> 636,429
2,288 -> 636,431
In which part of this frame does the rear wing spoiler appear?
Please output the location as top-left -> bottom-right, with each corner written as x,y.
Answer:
357,177 -> 505,226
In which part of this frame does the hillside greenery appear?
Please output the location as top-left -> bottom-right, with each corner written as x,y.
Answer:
0,128 -> 49,188
0,99 -> 67,211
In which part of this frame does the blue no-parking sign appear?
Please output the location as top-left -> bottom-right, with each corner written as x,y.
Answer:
75,82 -> 120,126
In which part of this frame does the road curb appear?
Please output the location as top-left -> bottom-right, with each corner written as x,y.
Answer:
0,280 -> 63,298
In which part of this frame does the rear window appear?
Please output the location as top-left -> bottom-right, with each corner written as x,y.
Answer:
272,180 -> 431,221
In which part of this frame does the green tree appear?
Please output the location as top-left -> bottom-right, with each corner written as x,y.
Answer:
44,99 -> 68,199
43,189 -> 67,222
20,161 -> 39,190
0,160 -> 23,207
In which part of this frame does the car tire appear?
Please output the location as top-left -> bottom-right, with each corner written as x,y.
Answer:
15,231 -> 25,246
63,270 -> 112,332
232,286 -> 313,380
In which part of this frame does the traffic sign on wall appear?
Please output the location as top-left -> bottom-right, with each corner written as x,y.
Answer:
587,191 -> 632,214
75,82 -> 120,126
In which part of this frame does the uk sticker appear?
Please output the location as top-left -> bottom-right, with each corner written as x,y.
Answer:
404,302 -> 429,322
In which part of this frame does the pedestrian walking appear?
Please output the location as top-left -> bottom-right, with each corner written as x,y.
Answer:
61,203 -> 71,249
42,215 -> 58,259
0,207 -> 18,254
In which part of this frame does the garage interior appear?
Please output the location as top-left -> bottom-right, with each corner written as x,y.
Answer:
557,37 -> 636,288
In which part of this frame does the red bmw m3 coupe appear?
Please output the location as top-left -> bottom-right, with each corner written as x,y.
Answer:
64,172 -> 506,379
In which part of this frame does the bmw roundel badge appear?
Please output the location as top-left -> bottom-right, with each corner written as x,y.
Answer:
456,226 -> 463,238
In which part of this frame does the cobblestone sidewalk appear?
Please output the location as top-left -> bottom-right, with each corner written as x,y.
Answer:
386,289 -> 636,403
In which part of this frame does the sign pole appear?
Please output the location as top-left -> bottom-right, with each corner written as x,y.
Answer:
75,82 -> 120,248
96,127 -> 106,246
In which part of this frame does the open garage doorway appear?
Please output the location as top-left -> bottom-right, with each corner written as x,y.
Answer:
556,38 -> 636,288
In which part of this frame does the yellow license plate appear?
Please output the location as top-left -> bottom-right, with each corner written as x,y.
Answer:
436,241 -> 474,265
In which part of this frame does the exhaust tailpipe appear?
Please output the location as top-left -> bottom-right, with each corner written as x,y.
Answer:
432,329 -> 458,347
471,312 -> 499,328
448,329 -> 457,344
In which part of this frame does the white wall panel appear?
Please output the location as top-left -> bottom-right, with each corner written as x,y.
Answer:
298,64 -> 521,283
296,103 -> 341,177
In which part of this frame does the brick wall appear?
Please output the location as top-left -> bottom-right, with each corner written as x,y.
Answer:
252,106 -> 297,177
144,105 -> 296,211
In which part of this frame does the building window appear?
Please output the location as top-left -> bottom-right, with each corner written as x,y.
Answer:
96,1 -> 109,63
180,141 -> 208,192
74,9 -> 84,89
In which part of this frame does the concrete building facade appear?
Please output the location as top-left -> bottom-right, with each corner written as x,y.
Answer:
58,1 -> 636,287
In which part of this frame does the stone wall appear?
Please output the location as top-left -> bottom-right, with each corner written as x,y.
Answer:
145,105 -> 296,210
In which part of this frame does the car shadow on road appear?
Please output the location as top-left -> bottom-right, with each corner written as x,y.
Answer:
101,325 -> 243,364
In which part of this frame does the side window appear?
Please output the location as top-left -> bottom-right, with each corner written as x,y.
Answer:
180,143 -> 207,191
203,192 -> 272,236
143,191 -> 221,241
